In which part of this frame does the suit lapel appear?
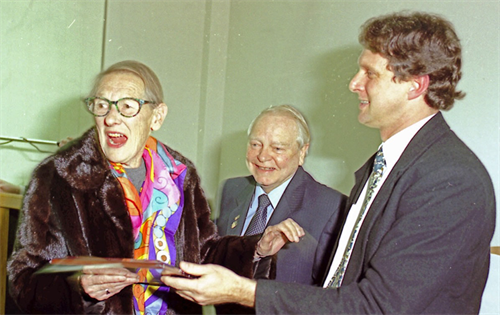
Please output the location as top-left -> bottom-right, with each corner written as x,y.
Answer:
320,159 -> 372,285
349,156 -> 375,208
267,167 -> 306,226
225,179 -> 255,235
365,112 -> 449,217
341,113 -> 450,283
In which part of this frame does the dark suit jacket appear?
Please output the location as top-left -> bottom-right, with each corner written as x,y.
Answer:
216,166 -> 346,285
256,113 -> 496,314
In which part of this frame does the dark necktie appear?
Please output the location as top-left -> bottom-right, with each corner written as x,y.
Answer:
328,146 -> 386,288
245,194 -> 272,236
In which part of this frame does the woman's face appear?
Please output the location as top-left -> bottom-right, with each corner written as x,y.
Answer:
94,72 -> 166,168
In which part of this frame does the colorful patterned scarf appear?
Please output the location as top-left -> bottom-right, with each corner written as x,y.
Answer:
109,137 -> 187,315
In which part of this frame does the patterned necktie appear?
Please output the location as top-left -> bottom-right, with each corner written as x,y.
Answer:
328,146 -> 386,288
245,194 -> 272,236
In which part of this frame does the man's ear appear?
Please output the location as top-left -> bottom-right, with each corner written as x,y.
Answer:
151,103 -> 168,131
298,143 -> 309,166
408,74 -> 429,100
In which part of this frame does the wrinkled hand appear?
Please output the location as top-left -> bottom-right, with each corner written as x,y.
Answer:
0,179 -> 21,194
80,267 -> 140,300
256,218 -> 304,257
161,262 -> 256,307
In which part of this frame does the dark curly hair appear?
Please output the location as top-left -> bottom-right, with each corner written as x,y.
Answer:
359,11 -> 465,110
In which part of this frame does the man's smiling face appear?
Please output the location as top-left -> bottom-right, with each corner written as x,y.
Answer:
246,113 -> 307,194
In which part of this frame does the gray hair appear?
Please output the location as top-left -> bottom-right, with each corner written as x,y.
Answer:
247,104 -> 311,149
88,60 -> 164,106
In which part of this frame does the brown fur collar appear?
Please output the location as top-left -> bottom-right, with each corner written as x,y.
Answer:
53,127 -> 110,190
8,127 -> 259,314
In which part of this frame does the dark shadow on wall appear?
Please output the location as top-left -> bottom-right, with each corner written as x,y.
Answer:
218,129 -> 248,184
307,46 -> 380,194
213,129 -> 248,220
49,97 -> 94,142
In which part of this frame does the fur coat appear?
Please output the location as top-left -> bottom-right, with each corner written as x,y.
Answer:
8,128 -> 259,314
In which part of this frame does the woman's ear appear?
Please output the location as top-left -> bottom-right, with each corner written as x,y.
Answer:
151,103 -> 168,131
408,74 -> 429,100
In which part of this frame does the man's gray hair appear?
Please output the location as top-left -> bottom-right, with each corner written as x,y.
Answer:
88,60 -> 164,107
247,104 -> 311,149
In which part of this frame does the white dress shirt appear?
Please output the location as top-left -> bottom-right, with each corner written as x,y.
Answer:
323,114 -> 435,288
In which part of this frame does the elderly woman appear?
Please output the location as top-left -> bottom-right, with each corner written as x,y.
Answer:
8,61 -> 302,314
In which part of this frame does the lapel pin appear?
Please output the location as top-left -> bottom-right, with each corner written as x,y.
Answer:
231,215 -> 240,229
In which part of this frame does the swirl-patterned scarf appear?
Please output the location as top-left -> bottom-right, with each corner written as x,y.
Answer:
109,137 -> 187,314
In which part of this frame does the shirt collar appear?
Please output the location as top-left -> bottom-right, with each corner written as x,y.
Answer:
255,175 -> 294,208
382,114 -> 436,173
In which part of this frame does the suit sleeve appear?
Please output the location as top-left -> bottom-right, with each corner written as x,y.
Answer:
312,193 -> 346,284
255,159 -> 495,314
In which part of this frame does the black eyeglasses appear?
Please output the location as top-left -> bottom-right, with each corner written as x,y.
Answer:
84,97 -> 155,118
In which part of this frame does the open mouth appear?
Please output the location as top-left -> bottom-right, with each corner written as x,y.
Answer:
359,100 -> 370,109
106,132 -> 128,147
256,164 -> 275,171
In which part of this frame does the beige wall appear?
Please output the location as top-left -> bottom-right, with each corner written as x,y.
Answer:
0,0 -> 100,185
1,0 -> 499,243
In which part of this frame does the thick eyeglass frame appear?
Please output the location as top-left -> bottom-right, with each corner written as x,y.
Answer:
84,96 -> 155,118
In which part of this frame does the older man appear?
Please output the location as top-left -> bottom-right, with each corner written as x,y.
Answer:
162,11 -> 495,314
216,105 -> 345,287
